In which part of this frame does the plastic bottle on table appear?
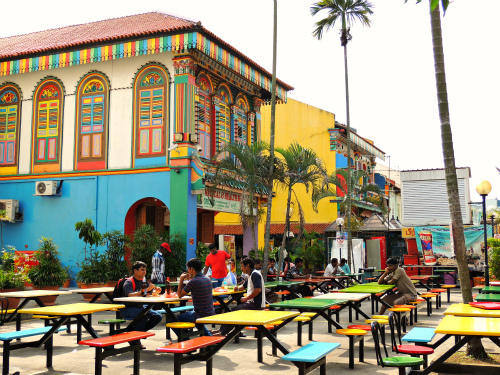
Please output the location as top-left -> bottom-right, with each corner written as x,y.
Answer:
166,277 -> 171,295
141,277 -> 147,297
223,280 -> 228,291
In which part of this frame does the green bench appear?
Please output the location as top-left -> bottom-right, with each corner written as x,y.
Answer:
281,341 -> 341,375
0,326 -> 67,375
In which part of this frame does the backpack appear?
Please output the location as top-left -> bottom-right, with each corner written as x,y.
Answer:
111,276 -> 135,302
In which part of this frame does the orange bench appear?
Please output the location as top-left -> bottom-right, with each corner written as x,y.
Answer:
79,331 -> 155,375
157,336 -> 225,375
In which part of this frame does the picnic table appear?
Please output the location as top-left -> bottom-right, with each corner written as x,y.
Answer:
264,280 -> 302,299
269,297 -> 347,330
443,303 -> 500,318
339,283 -> 395,313
479,285 -> 500,294
72,287 -> 114,303
474,293 -> 500,302
0,289 -> 72,327
313,292 -> 372,321
212,287 -> 245,312
18,302 -> 125,340
293,278 -> 333,294
407,315 -> 500,375
196,310 -> 300,363
113,295 -> 191,331
410,275 -> 441,291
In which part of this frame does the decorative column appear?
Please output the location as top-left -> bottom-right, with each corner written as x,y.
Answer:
173,55 -> 197,140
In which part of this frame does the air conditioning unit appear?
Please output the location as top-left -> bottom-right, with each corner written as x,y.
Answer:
35,181 -> 58,196
0,199 -> 19,223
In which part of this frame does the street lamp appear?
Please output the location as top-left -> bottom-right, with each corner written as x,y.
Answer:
476,180 -> 492,286
336,217 -> 345,260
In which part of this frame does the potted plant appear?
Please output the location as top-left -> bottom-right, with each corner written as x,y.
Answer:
27,237 -> 67,305
76,250 -> 107,301
0,248 -> 30,308
129,224 -> 161,276
102,229 -> 129,286
163,232 -> 186,280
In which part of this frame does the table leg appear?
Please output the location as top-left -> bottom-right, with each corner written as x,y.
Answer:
317,310 -> 343,330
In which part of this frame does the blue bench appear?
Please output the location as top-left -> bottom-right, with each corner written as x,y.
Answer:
156,306 -> 194,315
282,341 -> 341,375
0,326 -> 67,375
402,327 -> 436,344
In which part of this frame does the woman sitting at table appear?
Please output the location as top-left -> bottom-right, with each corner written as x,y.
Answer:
378,257 -> 418,314
213,257 -> 265,337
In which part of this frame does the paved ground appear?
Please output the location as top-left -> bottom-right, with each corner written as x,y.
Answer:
1,287 -> 498,375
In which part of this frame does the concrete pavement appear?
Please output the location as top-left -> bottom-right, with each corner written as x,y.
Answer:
1,287 -> 498,375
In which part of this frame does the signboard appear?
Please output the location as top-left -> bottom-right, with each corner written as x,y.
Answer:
201,188 -> 242,214
402,227 -> 416,238
414,225 -> 492,266
495,234 -> 500,239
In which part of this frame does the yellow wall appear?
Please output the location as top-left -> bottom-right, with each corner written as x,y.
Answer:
215,98 -> 338,248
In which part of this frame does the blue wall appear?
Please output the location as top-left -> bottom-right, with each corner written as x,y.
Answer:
0,171 -> 171,284
374,173 -> 386,190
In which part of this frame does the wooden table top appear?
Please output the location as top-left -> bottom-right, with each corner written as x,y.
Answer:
435,315 -> 500,336
269,298 -> 346,309
72,287 -> 114,294
113,295 -> 190,303
313,292 -> 371,301
196,310 -> 299,325
444,303 -> 500,318
18,302 -> 125,316
0,290 -> 72,298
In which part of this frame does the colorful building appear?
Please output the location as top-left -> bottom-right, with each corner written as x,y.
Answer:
215,98 -> 386,254
0,12 -> 292,283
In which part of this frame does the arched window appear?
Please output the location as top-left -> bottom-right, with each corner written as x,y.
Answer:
216,87 -> 231,156
133,64 -> 168,167
32,79 -> 64,173
196,76 -> 212,159
75,73 -> 109,170
234,97 -> 248,145
0,84 -> 21,172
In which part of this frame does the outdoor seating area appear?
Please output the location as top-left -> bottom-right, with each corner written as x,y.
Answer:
1,274 -> 499,375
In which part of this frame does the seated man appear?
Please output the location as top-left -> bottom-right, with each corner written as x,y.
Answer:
214,257 -> 265,336
339,258 -> 351,274
324,258 -> 345,276
321,258 -> 345,291
121,261 -> 163,338
285,257 -> 313,297
378,257 -> 418,314
268,258 -> 277,276
174,258 -> 214,337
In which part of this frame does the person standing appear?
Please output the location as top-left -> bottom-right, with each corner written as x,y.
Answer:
120,261 -> 162,345
203,243 -> 230,287
214,257 -> 265,336
151,242 -> 170,284
378,257 -> 418,314
172,258 -> 214,337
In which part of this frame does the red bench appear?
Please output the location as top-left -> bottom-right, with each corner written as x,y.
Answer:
157,336 -> 225,375
79,331 -> 155,375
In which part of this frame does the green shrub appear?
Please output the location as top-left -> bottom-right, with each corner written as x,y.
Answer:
488,238 -> 500,280
27,237 -> 67,287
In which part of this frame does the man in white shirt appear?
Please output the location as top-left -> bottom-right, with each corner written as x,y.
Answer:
321,258 -> 345,291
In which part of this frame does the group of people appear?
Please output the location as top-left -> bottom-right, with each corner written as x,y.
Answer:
121,241 -> 417,343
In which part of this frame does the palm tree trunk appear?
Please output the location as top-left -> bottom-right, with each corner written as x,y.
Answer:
277,187 -> 293,276
251,216 -> 258,253
263,0 -> 278,281
429,2 -> 487,359
344,41 -> 353,270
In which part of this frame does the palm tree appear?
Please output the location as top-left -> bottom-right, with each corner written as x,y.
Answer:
313,168 -> 385,212
263,0 -> 279,281
274,142 -> 329,275
310,0 -> 374,268
405,0 -> 486,359
210,141 -> 272,252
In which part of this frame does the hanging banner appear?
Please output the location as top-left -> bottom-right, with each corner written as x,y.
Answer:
414,226 -> 492,266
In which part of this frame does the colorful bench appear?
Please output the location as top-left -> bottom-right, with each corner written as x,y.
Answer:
402,327 -> 436,345
281,341 -> 341,375
79,331 -> 155,375
0,326 -> 67,375
157,335 -> 225,375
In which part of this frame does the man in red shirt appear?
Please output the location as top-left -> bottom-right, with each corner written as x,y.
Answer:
203,243 -> 230,287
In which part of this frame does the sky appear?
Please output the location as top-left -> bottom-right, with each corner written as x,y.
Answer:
1,0 -> 499,203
